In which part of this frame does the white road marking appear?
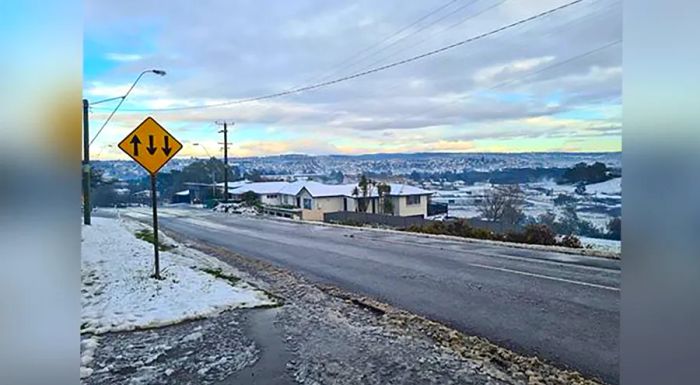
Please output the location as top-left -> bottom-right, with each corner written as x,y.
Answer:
468,263 -> 620,292
365,234 -> 620,274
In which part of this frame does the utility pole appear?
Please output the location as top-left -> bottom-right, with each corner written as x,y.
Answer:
81,69 -> 166,225
215,121 -> 234,203
82,99 -> 91,225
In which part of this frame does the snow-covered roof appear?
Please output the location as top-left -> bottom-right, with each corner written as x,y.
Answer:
301,181 -> 354,197
228,180 -> 433,198
175,190 -> 190,196
216,180 -> 250,188
386,183 -> 433,196
228,181 -> 298,195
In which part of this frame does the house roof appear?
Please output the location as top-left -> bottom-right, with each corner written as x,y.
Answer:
229,180 -> 432,198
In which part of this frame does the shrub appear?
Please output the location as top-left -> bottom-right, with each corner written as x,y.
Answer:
406,220 -> 583,249
559,234 -> 583,248
607,217 -> 621,240
503,231 -> 524,244
521,224 -> 557,246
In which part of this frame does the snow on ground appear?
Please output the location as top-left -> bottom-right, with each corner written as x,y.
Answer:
213,202 -> 259,215
579,236 -> 622,253
80,335 -> 100,379
81,217 -> 275,336
585,177 -> 622,196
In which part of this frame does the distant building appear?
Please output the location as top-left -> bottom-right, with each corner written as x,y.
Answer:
228,180 -> 434,221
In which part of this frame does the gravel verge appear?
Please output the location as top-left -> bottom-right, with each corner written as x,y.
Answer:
167,227 -> 608,385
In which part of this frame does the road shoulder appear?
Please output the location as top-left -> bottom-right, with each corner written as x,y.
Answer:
165,226 -> 608,385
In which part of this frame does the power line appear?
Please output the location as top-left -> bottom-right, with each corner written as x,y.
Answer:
291,0 -> 463,88
258,1 -> 619,131
394,39 -> 621,125
308,0 -> 481,85
350,0 -> 508,77
99,0 -> 584,113
371,0 -> 621,110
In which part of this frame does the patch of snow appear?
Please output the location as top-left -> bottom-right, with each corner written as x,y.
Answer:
586,177 -> 621,196
80,335 -> 100,379
81,217 -> 275,335
579,236 -> 621,253
213,202 -> 259,216
181,331 -> 204,343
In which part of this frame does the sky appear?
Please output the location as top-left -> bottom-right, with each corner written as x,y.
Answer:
84,0 -> 622,160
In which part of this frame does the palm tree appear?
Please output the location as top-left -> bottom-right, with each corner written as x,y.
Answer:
355,175 -> 373,212
377,182 -> 392,214
351,186 -> 360,212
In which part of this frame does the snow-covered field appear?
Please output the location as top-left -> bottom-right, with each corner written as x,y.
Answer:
579,236 -> 622,253
81,217 -> 275,377
433,178 -> 622,240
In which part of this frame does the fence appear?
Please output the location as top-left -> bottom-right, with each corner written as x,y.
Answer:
323,211 -> 428,229
324,210 -> 519,233
428,202 -> 448,216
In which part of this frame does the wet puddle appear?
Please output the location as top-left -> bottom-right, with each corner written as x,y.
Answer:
217,307 -> 294,385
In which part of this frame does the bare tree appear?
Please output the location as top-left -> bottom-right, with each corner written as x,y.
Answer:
478,184 -> 525,228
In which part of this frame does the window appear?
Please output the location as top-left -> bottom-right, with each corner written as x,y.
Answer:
303,198 -> 312,209
406,195 -> 421,205
266,194 -> 278,199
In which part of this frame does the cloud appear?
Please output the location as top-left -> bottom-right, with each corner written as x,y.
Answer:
85,0 -> 622,156
104,53 -> 143,62
474,56 -> 556,85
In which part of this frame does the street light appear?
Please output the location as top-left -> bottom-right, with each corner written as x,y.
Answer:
82,69 -> 166,225
192,142 -> 213,158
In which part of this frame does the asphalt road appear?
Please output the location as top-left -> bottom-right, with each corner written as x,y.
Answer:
109,207 -> 620,384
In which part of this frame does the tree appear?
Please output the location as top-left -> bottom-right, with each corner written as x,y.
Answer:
353,175 -> 374,212
89,167 -> 108,189
245,169 -> 263,182
557,204 -> 580,235
376,182 -> 392,215
328,170 -> 344,183
241,191 -> 260,207
478,184 -> 525,229
147,158 -> 235,201
607,217 -> 621,240
561,162 -> 611,184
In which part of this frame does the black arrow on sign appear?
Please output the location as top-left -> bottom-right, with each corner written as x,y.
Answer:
130,135 -> 141,156
147,135 -> 157,155
162,136 -> 172,156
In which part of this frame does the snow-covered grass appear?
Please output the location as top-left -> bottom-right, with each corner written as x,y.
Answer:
585,177 -> 622,196
579,236 -> 622,253
81,217 -> 275,336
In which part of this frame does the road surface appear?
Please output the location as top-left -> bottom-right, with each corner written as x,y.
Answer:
108,207 -> 620,384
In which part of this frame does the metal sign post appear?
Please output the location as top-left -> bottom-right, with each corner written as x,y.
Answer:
150,174 -> 160,279
118,116 -> 182,279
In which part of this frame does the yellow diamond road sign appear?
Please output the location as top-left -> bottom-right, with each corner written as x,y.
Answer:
118,117 -> 183,175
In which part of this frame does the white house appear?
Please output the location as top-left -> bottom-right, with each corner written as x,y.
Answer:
228,180 -> 433,221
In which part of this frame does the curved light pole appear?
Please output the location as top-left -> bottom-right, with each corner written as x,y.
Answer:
89,69 -> 166,145
82,69 -> 166,225
192,142 -> 213,158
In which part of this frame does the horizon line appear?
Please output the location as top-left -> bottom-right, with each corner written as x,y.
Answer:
94,149 -> 622,161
